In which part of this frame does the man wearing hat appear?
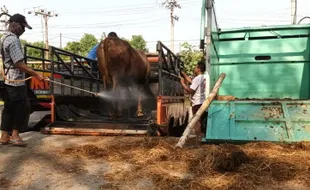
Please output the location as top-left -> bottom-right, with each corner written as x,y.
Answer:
0,13 -> 44,147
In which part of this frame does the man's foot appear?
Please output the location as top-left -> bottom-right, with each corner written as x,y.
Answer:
0,140 -> 9,145
0,132 -> 10,145
9,138 -> 27,147
10,136 -> 27,147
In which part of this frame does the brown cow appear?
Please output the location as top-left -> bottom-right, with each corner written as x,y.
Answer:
96,34 -> 151,118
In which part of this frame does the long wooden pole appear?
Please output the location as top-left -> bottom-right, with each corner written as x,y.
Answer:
175,73 -> 226,148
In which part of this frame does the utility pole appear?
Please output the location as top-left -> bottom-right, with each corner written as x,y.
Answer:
291,0 -> 297,24
60,33 -> 62,48
0,5 -> 9,32
162,0 -> 181,52
28,8 -> 58,57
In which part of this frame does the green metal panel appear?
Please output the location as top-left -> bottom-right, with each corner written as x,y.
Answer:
219,25 -> 310,39
219,24 -> 310,34
205,100 -> 310,143
211,26 -> 310,99
216,63 -> 309,99
201,1 -> 310,143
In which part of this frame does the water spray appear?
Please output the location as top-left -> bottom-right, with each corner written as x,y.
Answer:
46,78 -> 146,101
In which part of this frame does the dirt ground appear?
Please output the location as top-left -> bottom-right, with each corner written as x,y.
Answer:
1,132 -> 310,190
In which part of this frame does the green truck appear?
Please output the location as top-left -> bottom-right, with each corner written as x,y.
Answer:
200,0 -> 310,143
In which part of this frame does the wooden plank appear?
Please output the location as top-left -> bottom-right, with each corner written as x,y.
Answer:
175,73 -> 226,148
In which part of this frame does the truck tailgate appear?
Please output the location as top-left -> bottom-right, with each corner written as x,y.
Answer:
206,100 -> 310,143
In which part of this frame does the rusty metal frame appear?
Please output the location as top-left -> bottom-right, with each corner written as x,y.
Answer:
156,41 -> 184,96
41,121 -> 151,136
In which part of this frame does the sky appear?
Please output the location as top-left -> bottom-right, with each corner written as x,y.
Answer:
1,0 -> 310,53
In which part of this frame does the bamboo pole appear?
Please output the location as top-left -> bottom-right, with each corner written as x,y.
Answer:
175,73 -> 226,148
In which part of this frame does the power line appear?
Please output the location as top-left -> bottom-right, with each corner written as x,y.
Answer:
54,0 -> 197,13
44,16 -> 168,28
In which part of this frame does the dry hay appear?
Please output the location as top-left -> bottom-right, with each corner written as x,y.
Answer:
0,177 -> 11,189
60,138 -> 310,190
281,141 -> 310,151
212,145 -> 249,172
63,144 -> 107,159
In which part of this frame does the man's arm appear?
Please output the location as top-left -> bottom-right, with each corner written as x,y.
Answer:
8,38 -> 43,80
181,77 -> 195,95
181,71 -> 192,84
15,61 -> 43,80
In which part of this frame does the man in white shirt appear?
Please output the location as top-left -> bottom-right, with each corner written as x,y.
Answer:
180,61 -> 207,138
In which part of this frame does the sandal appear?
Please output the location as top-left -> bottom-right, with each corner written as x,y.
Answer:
9,139 -> 27,147
0,138 -> 10,145
0,140 -> 9,145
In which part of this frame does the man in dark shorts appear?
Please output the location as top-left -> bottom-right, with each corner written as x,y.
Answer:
180,60 -> 208,138
0,13 -> 44,147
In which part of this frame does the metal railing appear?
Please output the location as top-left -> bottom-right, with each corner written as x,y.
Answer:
24,44 -> 102,96
156,41 -> 184,96
25,41 -> 184,97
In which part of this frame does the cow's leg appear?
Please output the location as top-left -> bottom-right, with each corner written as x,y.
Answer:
136,93 -> 144,117
116,86 -> 123,118
127,87 -> 133,117
136,84 -> 145,117
102,75 -> 115,118
112,77 -> 121,118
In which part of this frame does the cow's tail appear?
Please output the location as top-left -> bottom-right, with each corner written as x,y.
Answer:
102,38 -> 111,87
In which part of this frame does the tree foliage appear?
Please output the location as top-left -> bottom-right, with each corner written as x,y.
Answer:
178,42 -> 204,76
79,33 -> 99,56
64,33 -> 98,57
1,32 -> 148,61
128,35 -> 148,52
20,39 -> 28,47
64,41 -> 82,55
120,35 -> 148,52
27,41 -> 45,59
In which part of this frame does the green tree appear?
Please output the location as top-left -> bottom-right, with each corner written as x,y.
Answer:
79,33 -> 98,56
178,42 -> 204,76
120,35 -> 148,52
64,33 -> 98,57
128,35 -> 148,52
27,41 -> 45,59
20,39 -> 28,47
64,41 -> 81,55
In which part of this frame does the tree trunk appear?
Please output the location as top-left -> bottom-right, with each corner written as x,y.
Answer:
175,73 -> 226,148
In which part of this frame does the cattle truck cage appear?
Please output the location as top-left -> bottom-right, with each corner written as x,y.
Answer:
21,41 -> 189,136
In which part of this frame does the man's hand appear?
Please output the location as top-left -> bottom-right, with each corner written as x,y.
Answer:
180,76 -> 195,95
181,71 -> 192,84
34,73 -> 44,81
15,62 -> 47,82
180,77 -> 185,84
